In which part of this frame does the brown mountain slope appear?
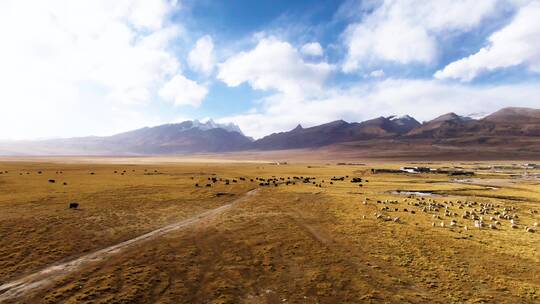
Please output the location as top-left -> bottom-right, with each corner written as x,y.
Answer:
0,107 -> 538,157
0,121 -> 253,155
407,107 -> 540,139
406,113 -> 471,138
483,107 -> 540,123
252,116 -> 420,150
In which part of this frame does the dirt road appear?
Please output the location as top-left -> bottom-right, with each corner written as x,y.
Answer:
0,189 -> 258,302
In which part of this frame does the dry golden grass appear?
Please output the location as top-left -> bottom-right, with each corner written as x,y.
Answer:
0,160 -> 539,303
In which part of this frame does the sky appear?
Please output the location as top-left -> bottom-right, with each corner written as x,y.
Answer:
1,0 -> 540,140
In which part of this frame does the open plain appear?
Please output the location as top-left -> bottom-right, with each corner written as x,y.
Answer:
0,158 -> 539,303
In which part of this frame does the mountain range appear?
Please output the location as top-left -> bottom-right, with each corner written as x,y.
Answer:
1,107 -> 540,158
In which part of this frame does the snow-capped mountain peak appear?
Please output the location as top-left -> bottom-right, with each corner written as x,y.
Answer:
464,112 -> 489,120
390,115 -> 416,125
190,119 -> 244,134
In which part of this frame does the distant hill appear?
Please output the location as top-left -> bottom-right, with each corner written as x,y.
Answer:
0,107 -> 539,158
252,116 -> 421,150
406,112 -> 472,138
108,121 -> 253,154
407,107 -> 540,139
483,107 -> 540,123
0,120 -> 252,155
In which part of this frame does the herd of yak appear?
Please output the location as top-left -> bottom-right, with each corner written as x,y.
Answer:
194,175 -> 367,188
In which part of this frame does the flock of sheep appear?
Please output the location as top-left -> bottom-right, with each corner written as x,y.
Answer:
194,175 -> 366,188
370,196 -> 538,233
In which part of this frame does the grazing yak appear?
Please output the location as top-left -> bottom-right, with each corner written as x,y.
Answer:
69,202 -> 79,209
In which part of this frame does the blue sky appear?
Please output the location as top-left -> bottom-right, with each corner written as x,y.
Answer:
1,0 -> 539,139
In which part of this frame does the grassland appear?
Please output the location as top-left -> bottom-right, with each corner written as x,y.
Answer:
0,159 -> 539,303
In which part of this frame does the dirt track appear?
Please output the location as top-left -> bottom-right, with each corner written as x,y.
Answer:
0,189 -> 258,302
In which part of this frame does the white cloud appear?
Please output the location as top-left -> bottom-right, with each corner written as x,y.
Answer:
342,0 -> 499,72
188,35 -> 215,75
159,75 -> 208,106
0,0 -> 210,139
300,42 -> 324,56
129,0 -> 174,30
217,37 -> 334,97
218,79 -> 540,139
369,69 -> 385,78
435,1 -> 540,81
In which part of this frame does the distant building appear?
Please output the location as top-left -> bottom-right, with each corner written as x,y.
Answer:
401,167 -> 417,173
400,166 -> 432,173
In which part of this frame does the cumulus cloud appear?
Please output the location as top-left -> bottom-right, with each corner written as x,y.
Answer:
342,0 -> 499,72
188,35 -> 215,75
129,0 -> 174,30
218,79 -> 540,139
435,1 -> 540,81
300,42 -> 324,56
0,0 -> 207,139
159,75 -> 208,106
217,37 -> 334,97
370,69 -> 385,78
